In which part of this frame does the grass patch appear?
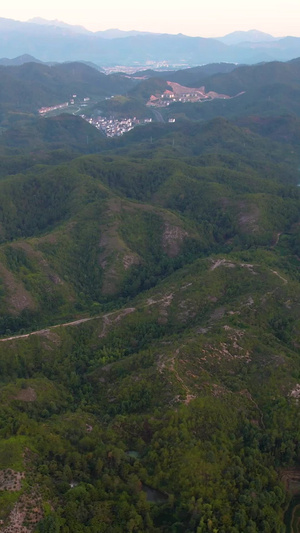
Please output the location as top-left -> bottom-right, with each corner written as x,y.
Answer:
0,490 -> 20,521
0,436 -> 29,470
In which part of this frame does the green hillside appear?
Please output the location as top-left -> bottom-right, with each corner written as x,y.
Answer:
0,62 -> 136,125
148,59 -> 300,122
0,119 -> 299,338
0,243 -> 300,531
129,63 -> 238,86
94,95 -> 152,119
129,78 -> 169,102
0,114 -> 108,153
0,58 -> 300,532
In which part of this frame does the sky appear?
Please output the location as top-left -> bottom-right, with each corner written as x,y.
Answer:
1,0 -> 300,38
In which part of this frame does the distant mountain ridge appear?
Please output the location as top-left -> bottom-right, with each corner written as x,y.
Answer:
27,17 -> 90,34
0,17 -> 300,66
28,18 -> 160,38
26,19 -> 279,43
0,54 -> 42,66
218,29 -> 278,45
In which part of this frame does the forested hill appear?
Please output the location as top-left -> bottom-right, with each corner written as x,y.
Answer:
0,61 -> 135,114
180,58 -> 300,95
0,114 -> 109,153
0,116 -> 299,336
129,63 -> 239,85
119,58 -> 300,94
1,57 -> 300,129
0,58 -> 300,532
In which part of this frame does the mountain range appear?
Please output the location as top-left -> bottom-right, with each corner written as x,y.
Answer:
0,91 -> 300,532
1,56 -> 300,128
1,17 -> 300,66
0,46 -> 300,532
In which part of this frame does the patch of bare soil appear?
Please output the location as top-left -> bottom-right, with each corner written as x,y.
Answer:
146,293 -> 174,323
158,293 -> 173,320
162,222 -> 188,257
238,201 -> 260,233
210,258 -> 257,275
0,470 -> 25,492
200,327 -> 251,365
34,233 -> 57,245
271,232 -> 282,247
0,264 -> 35,314
290,384 -> 300,399
239,389 -> 265,428
176,298 -> 197,323
99,307 -> 136,338
210,258 -> 236,271
211,384 -> 228,397
281,468 -> 300,495
122,254 -> 139,270
240,263 -> 257,274
184,394 -> 197,405
12,243 -> 63,285
35,329 -> 61,345
166,81 -> 230,100
15,387 -> 37,402
159,322 -> 253,405
270,269 -> 288,284
99,200 -> 140,294
180,283 -> 192,290
1,489 -> 44,533
160,346 -> 198,405
210,306 -> 226,322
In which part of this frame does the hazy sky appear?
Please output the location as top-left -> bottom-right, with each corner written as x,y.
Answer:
1,0 -> 300,37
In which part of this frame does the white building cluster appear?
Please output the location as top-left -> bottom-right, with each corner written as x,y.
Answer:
82,115 -> 153,137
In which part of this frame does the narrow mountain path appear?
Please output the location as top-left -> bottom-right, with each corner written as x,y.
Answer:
168,347 -> 196,404
271,232 -> 282,247
270,269 -> 288,284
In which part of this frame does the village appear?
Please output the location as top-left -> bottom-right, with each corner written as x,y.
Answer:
38,95 -> 91,115
37,80 -> 231,136
38,97 -> 176,137
147,81 -> 230,107
81,115 -> 155,137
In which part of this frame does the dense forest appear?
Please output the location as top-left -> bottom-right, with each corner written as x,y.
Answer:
0,58 -> 300,532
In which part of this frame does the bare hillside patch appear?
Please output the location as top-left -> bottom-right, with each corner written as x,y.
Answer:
0,263 -> 35,314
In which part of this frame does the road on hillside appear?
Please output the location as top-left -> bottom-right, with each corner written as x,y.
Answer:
0,294 -> 173,343
0,307 -> 136,343
0,316 -> 95,342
